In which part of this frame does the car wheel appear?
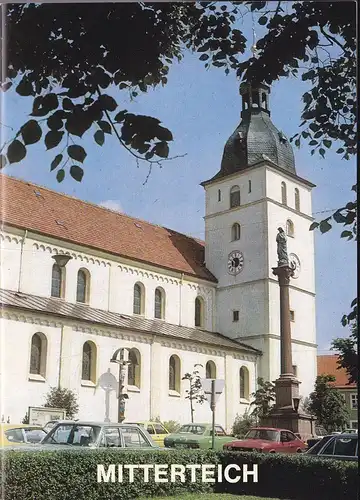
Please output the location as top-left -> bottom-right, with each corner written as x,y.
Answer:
296,449 -> 302,453
269,450 -> 276,453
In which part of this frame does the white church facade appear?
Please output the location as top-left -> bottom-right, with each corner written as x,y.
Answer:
0,84 -> 317,430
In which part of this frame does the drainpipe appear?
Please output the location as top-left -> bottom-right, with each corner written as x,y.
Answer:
17,229 -> 28,292
107,263 -> 112,311
179,273 -> 184,326
58,325 -> 64,389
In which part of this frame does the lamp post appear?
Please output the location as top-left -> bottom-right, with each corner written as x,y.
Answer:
110,348 -> 132,423
293,397 -> 300,413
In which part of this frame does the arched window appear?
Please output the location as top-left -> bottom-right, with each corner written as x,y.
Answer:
286,219 -> 294,237
240,366 -> 249,400
195,296 -> 204,328
128,348 -> 141,388
77,268 -> 90,303
81,341 -> 97,382
169,355 -> 181,392
295,188 -> 300,211
281,182 -> 287,205
133,283 -> 144,315
231,223 -> 241,241
51,264 -> 64,298
154,287 -> 165,319
30,333 -> 47,377
230,185 -> 241,208
206,360 -> 216,379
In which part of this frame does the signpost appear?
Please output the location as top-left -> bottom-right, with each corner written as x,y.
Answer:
200,378 -> 225,450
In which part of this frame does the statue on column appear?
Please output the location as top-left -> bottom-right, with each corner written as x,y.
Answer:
276,227 -> 289,266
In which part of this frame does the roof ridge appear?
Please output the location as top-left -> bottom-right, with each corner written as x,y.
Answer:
0,173 -> 205,245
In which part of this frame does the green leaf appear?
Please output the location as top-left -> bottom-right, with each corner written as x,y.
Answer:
323,139 -> 332,148
16,78 -> 33,96
50,154 -> 63,171
319,219 -> 332,233
0,154 -> 7,169
319,148 -> 325,158
156,126 -> 173,142
62,98 -> 74,111
47,114 -> 64,131
45,131 -> 64,150
309,140 -> 318,146
258,16 -> 268,25
7,140 -> 27,164
94,130 -> 105,146
333,210 -> 346,223
67,145 -> 87,163
199,54 -> 209,61
98,120 -> 112,134
114,110 -> 128,123
21,120 -> 42,145
309,222 -> 319,231
341,230 -> 353,240
56,169 -> 65,183
154,141 -> 169,158
70,165 -> 84,182
336,148 -> 345,154
98,94 -> 117,112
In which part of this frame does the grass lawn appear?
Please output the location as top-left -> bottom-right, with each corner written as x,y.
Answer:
138,495 -> 280,500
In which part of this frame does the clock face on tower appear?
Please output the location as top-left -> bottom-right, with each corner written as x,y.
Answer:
227,250 -> 244,275
289,253 -> 301,279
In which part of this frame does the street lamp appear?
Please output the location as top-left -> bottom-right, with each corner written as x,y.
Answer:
52,254 -> 72,268
110,348 -> 133,423
293,397 -> 300,413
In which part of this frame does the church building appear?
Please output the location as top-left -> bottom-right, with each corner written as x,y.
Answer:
0,84 -> 317,430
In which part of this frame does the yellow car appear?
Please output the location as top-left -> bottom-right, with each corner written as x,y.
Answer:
0,423 -> 47,447
124,421 -> 169,447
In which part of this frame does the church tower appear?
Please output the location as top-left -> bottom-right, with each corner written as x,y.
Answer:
201,83 -> 317,398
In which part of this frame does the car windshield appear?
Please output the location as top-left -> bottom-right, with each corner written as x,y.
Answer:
178,425 -> 206,435
306,435 -> 332,454
43,424 -> 101,446
245,429 -> 278,441
24,428 -> 47,443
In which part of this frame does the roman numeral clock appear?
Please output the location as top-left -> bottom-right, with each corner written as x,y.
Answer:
227,250 -> 244,276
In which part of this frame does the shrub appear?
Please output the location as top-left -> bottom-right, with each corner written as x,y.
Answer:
1,448 -> 357,500
163,420 -> 181,433
232,411 -> 256,438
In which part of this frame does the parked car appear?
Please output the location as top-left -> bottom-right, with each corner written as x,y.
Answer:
43,420 -> 60,433
342,428 -> 358,434
164,423 -> 233,450
0,424 -> 47,447
223,427 -> 307,454
305,433 -> 358,461
124,420 -> 169,447
5,421 -> 159,451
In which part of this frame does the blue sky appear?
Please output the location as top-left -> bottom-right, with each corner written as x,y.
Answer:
1,10 -> 356,353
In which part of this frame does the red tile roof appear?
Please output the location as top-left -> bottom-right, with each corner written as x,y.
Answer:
317,355 -> 356,388
0,174 -> 216,282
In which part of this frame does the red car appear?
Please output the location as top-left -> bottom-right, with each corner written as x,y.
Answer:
223,427 -> 306,454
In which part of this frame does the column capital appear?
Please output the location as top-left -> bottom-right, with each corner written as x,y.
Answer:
272,265 -> 294,285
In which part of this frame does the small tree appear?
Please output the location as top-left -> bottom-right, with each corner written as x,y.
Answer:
250,377 -> 276,422
44,387 -> 79,420
308,375 -> 350,433
182,364 -> 206,423
232,410 -> 256,438
331,320 -> 358,385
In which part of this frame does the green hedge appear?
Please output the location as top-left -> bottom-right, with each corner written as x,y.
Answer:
1,448 -> 357,500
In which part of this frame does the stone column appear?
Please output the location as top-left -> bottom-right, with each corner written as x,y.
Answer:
272,265 -> 294,376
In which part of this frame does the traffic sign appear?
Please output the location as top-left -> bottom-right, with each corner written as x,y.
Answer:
200,378 -> 225,405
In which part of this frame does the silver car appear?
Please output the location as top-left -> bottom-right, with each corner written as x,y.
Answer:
305,433 -> 358,461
